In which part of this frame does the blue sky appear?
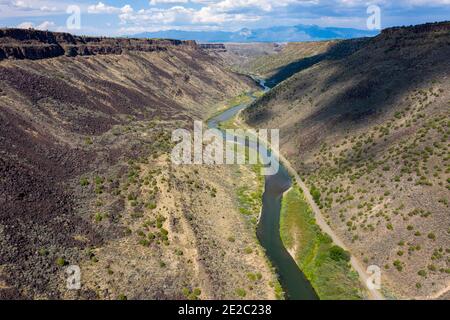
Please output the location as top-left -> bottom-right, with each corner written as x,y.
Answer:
0,0 -> 449,36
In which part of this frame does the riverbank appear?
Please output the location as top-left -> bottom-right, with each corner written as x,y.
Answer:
275,151 -> 386,300
235,158 -> 285,300
208,87 -> 319,300
280,187 -> 363,300
231,90 -> 384,300
208,93 -> 287,300
206,90 -> 259,122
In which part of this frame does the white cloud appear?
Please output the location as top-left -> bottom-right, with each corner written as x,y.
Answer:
149,0 -> 189,5
118,4 -> 261,27
36,20 -> 55,29
120,6 -> 194,25
17,21 -> 34,29
121,4 -> 134,14
214,0 -> 274,12
88,2 -> 121,14
12,0 -> 58,12
16,20 -> 56,30
404,0 -> 450,5
12,0 -> 33,10
88,2 -> 133,14
193,6 -> 260,23
39,5 -> 57,12
335,0 -> 450,7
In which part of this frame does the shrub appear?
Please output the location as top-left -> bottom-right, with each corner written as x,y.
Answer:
393,260 -> 403,271
236,288 -> 247,298
94,176 -> 104,185
329,246 -> 350,262
310,185 -> 321,205
247,273 -> 257,281
193,288 -> 202,296
137,230 -> 145,237
56,257 -> 66,267
38,248 -> 49,256
94,212 -> 103,222
146,202 -> 157,210
80,177 -> 89,187
182,288 -> 190,297
128,193 -> 137,201
418,270 -> 427,277
95,186 -> 104,194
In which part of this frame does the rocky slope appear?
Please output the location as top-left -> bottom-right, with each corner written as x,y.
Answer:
205,42 -> 285,75
208,40 -> 371,88
0,29 -> 278,299
246,41 -> 335,83
244,21 -> 450,299
247,39 -> 371,87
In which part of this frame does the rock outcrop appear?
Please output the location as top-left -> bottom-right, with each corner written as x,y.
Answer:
381,21 -> 450,36
0,28 -> 198,61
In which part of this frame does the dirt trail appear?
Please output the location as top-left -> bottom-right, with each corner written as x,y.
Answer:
416,283 -> 450,300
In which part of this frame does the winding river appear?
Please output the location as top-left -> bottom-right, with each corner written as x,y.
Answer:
207,79 -> 318,300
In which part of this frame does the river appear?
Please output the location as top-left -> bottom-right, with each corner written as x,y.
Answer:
207,79 -> 318,300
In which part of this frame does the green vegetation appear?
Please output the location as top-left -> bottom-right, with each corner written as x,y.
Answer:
235,288 -> 247,298
80,177 -> 90,187
280,187 -> 362,300
182,287 -> 202,300
393,260 -> 404,272
38,248 -> 49,256
310,185 -> 321,207
235,150 -> 264,227
56,257 -> 67,267
228,93 -> 253,108
94,212 -> 105,222
218,116 -> 240,130
269,280 -> 284,300
244,247 -> 253,254
117,294 -> 127,300
84,137 -> 93,145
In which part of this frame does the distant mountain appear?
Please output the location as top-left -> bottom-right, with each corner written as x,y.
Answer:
132,25 -> 379,42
